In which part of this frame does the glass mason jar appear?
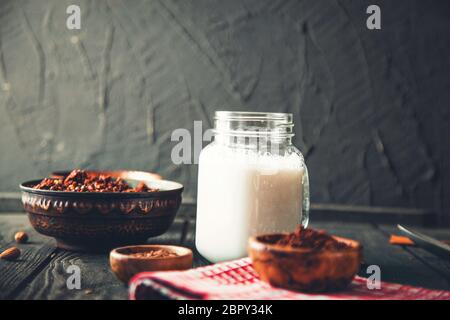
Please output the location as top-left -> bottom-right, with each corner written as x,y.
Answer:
195,111 -> 309,263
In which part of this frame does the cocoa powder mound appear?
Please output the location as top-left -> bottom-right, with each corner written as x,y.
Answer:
129,249 -> 178,258
275,226 -> 351,251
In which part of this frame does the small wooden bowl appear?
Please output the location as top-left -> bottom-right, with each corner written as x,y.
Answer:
110,245 -> 193,284
248,234 -> 363,292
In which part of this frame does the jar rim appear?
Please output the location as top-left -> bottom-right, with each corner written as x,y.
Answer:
215,111 -> 293,123
213,111 -> 294,138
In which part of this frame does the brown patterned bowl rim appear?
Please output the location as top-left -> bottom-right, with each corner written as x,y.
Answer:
20,179 -> 183,199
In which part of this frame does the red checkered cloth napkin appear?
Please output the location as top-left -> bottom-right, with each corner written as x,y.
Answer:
129,258 -> 450,300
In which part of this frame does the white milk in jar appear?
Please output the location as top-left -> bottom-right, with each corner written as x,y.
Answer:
196,112 -> 309,262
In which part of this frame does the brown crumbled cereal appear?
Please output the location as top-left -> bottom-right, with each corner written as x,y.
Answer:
34,169 -> 159,193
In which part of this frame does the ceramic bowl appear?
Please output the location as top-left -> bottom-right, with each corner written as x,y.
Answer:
110,245 -> 193,284
20,171 -> 183,252
248,234 -> 363,292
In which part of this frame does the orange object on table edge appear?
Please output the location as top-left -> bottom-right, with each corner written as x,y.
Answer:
389,235 -> 415,246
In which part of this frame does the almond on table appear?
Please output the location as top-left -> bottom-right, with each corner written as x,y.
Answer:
0,247 -> 21,260
14,231 -> 29,244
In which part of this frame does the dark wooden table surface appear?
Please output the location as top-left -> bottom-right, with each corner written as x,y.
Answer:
1,212 -> 450,300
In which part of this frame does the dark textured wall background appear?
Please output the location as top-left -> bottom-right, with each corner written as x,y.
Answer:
0,0 -> 449,222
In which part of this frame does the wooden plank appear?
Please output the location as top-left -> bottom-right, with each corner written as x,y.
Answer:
377,225 -> 450,283
3,212 -> 449,299
147,218 -> 186,245
0,192 -> 23,213
15,250 -> 128,300
0,214 -> 57,299
310,203 -> 436,226
170,219 -> 211,267
181,220 -> 210,268
15,219 -> 187,300
185,220 -> 450,289
184,219 -> 450,287
310,221 -> 450,290
1,194 -> 440,226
